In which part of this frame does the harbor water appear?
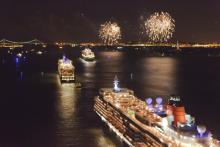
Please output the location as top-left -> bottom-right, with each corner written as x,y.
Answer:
0,47 -> 219,147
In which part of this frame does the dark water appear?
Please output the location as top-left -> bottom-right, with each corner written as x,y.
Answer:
0,48 -> 220,147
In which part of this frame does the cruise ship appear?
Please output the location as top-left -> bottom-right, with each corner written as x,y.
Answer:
94,76 -> 220,147
58,55 -> 75,82
81,48 -> 95,61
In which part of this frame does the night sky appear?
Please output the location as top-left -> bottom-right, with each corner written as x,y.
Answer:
0,0 -> 220,43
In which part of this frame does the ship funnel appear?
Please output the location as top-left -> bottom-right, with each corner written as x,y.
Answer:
173,106 -> 186,126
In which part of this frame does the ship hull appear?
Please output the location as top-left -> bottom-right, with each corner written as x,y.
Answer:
80,56 -> 95,62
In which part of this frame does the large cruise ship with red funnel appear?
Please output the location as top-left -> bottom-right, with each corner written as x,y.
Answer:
94,76 -> 220,147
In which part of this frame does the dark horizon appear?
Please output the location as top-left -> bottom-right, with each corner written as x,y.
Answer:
0,0 -> 220,43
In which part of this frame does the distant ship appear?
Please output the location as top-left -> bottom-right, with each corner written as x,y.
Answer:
117,46 -> 123,50
94,76 -> 220,147
16,53 -> 22,57
58,55 -> 75,82
36,51 -> 43,55
81,48 -> 95,61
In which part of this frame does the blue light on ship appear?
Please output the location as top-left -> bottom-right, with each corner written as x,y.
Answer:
146,98 -> 153,110
15,57 -> 19,63
63,55 -> 67,61
146,98 -> 153,105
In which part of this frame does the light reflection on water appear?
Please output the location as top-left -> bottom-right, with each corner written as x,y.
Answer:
89,129 -> 117,147
56,82 -> 76,120
54,75 -> 119,147
79,58 -> 97,67
55,75 -> 80,146
137,57 -> 178,96
99,51 -> 123,58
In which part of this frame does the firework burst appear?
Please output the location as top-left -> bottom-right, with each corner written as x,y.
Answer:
99,21 -> 121,45
144,12 -> 175,42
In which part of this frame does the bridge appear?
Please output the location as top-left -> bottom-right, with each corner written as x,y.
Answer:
0,39 -> 46,47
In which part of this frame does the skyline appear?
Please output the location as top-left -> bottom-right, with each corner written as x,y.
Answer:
0,0 -> 220,43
